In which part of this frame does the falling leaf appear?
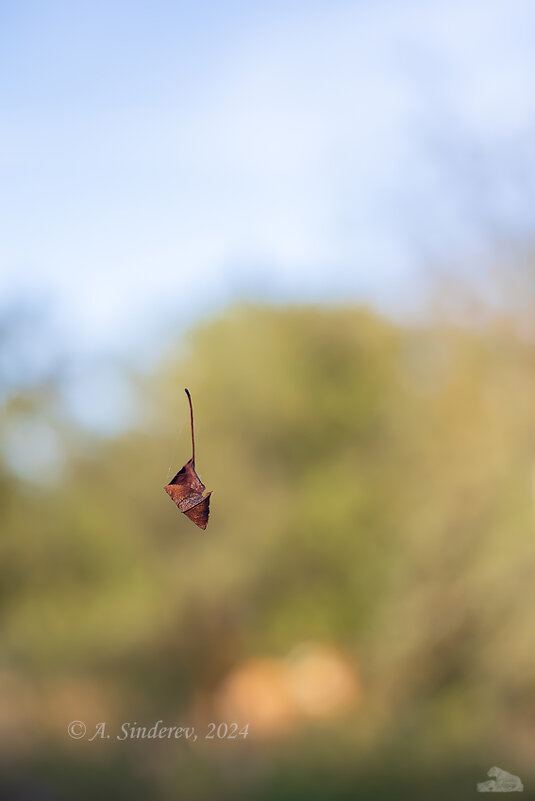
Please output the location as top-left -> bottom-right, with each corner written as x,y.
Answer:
164,389 -> 212,530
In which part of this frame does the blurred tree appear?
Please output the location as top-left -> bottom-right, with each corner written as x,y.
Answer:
1,298 -> 535,799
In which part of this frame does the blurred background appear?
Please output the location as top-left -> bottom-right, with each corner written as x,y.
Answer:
1,0 -> 535,798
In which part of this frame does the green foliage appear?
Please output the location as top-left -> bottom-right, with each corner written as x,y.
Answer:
1,301 -> 535,798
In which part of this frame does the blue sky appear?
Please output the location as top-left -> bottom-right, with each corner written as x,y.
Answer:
1,0 -> 535,359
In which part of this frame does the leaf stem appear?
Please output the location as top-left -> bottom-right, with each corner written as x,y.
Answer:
185,388 -> 195,465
